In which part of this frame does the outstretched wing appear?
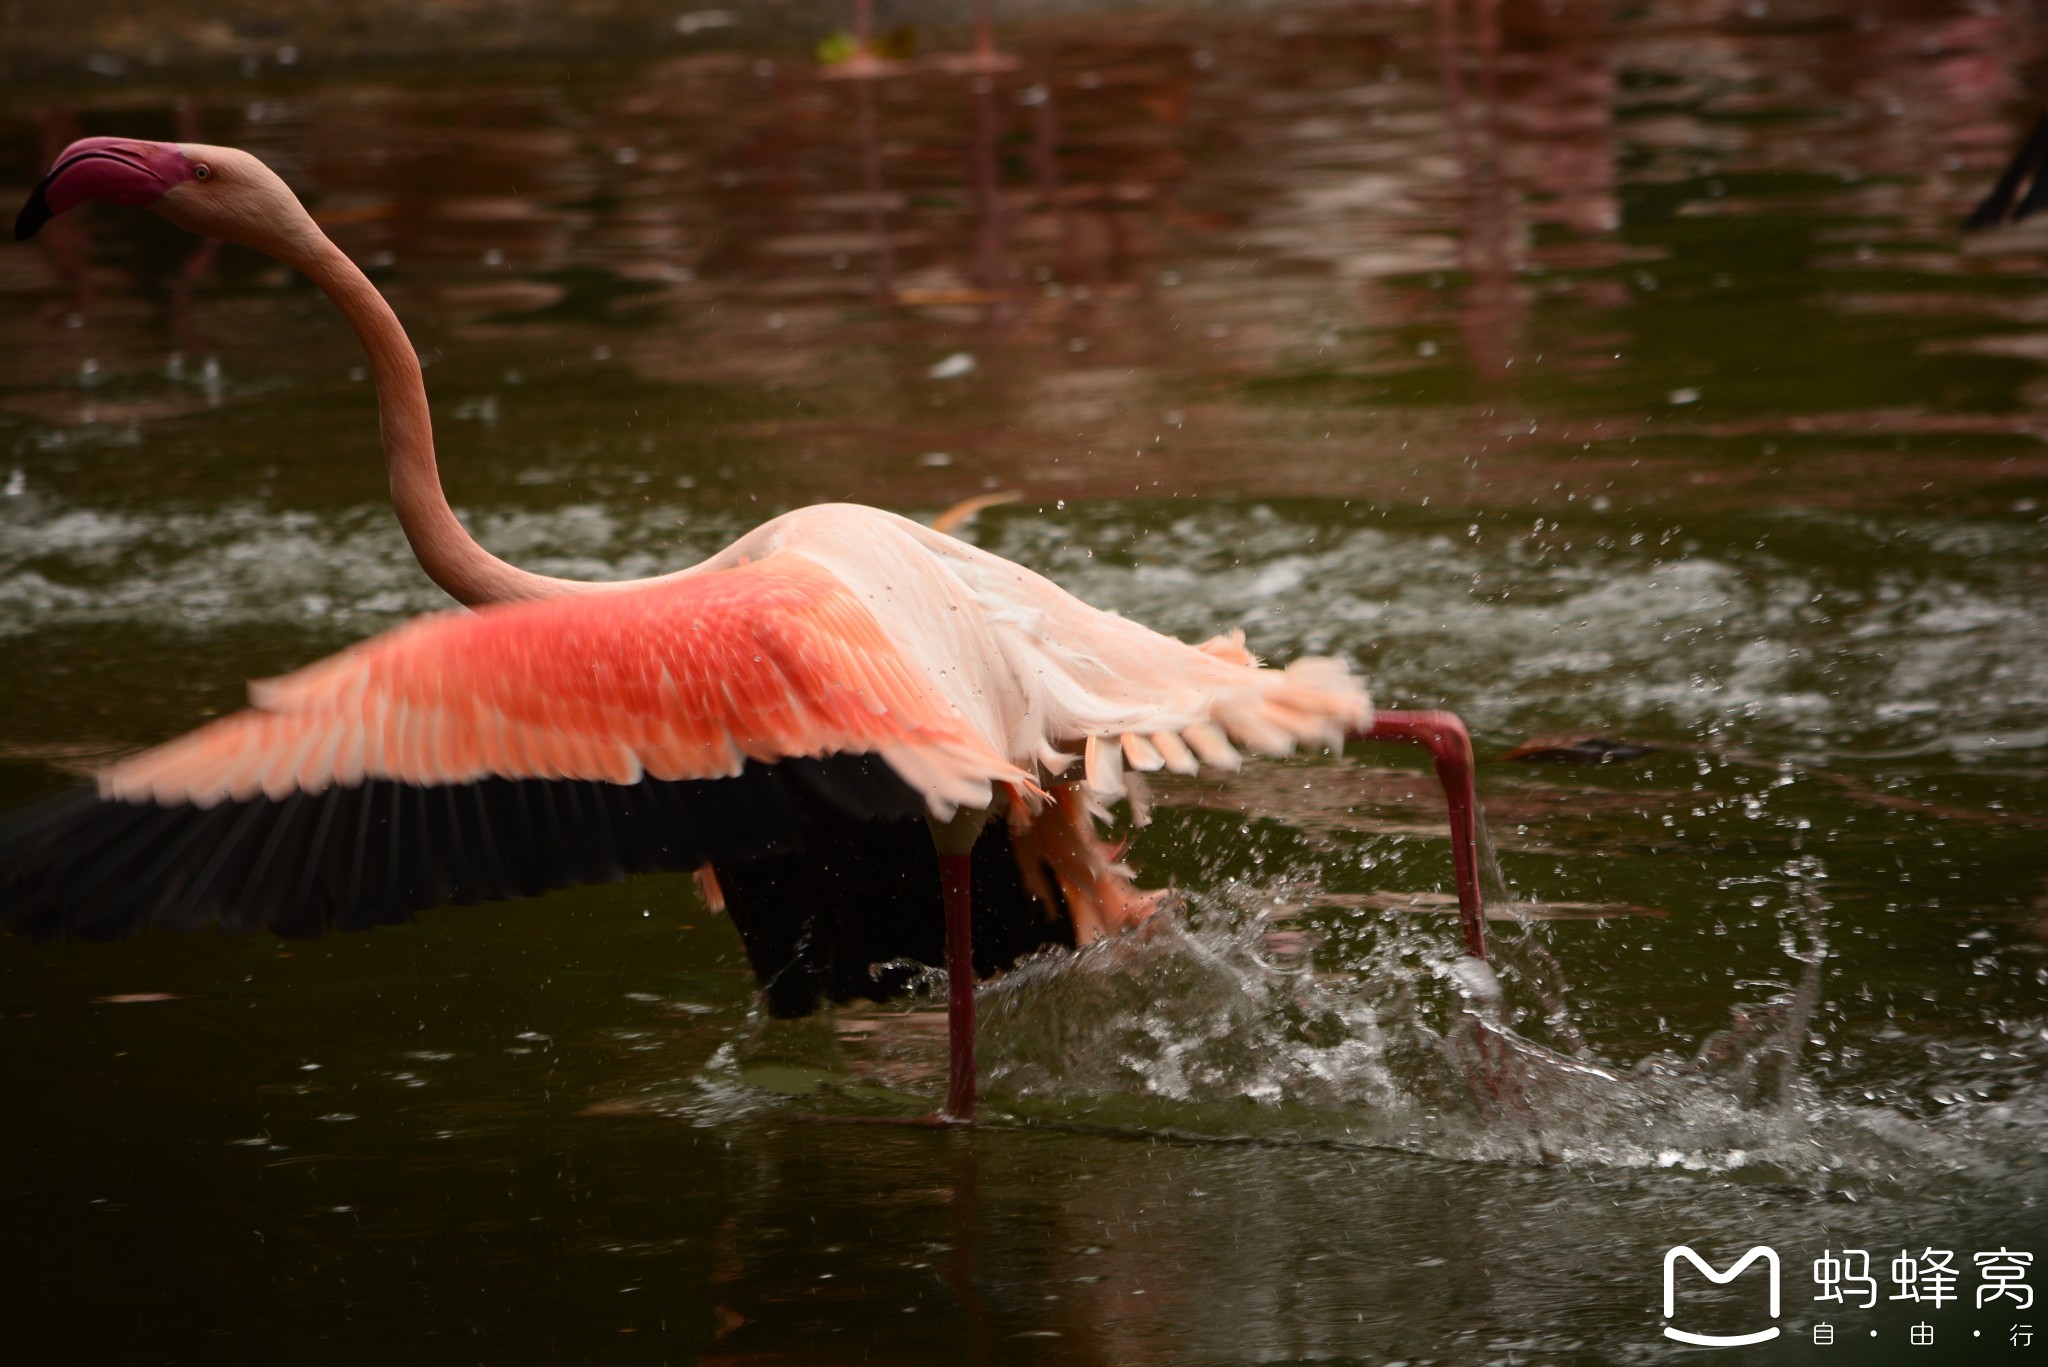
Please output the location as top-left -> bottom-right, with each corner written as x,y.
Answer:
1,551 -> 1023,941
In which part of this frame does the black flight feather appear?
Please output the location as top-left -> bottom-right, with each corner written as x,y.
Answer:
0,753 -> 1076,1016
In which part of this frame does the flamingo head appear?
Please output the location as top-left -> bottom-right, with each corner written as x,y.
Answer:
16,140 -> 313,255
17,138 -> 198,240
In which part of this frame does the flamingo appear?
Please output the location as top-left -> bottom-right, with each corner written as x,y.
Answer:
2,138 -> 1492,1124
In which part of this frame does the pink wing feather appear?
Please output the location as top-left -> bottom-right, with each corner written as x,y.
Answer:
102,551 -> 1026,815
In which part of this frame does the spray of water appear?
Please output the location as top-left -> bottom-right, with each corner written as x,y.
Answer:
676,812 -> 2030,1193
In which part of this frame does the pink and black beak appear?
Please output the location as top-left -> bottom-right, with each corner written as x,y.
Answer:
16,137 -> 197,241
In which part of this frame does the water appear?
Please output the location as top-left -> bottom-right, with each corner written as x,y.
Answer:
3,0 -> 2047,1361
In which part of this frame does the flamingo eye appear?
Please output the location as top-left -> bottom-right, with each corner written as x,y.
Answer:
192,164 -> 213,182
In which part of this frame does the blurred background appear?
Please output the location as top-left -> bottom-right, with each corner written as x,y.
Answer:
2,1 -> 2046,1363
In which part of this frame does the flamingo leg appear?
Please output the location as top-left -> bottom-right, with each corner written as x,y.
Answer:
928,806 -> 991,1124
1354,710 -> 1520,1103
939,850 -> 977,1123
1351,709 -> 1487,961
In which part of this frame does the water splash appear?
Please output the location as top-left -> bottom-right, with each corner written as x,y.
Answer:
969,893 -> 1817,1171
668,868 -> 2029,1193
1474,810 -> 1590,1058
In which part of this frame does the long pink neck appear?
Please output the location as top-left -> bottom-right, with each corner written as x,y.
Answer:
294,238 -> 596,606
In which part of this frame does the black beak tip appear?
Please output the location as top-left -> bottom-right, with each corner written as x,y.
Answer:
14,186 -> 53,242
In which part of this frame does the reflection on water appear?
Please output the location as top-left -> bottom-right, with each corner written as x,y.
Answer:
3,0 -> 2048,1361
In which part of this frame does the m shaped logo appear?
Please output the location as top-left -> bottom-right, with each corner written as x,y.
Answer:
1662,1245 -> 1782,1347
